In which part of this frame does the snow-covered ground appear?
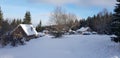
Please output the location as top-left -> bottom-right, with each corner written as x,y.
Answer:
0,35 -> 120,58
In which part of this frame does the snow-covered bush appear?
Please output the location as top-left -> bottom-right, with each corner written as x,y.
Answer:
111,37 -> 120,43
0,35 -> 25,47
0,35 -> 10,47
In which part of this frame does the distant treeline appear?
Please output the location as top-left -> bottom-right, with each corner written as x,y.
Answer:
0,6 -> 116,35
82,9 -> 113,34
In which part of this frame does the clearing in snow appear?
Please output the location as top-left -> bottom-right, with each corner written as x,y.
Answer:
0,35 -> 120,58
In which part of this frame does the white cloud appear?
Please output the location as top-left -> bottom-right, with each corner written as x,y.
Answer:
29,0 -> 116,7
77,0 -> 116,7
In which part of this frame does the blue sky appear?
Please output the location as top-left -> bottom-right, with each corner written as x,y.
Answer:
0,0 -> 116,26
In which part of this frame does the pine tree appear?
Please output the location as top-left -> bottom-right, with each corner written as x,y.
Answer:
23,11 -> 31,24
111,0 -> 120,42
36,20 -> 42,32
10,19 -> 17,30
1,20 -> 10,33
0,7 -> 3,29
16,19 -> 22,25
10,19 -> 22,30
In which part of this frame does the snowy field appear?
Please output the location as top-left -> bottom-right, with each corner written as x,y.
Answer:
0,34 -> 120,58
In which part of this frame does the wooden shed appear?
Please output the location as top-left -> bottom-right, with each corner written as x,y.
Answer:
11,24 -> 38,40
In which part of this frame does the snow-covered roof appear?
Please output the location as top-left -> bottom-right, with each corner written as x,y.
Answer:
19,24 -> 38,36
110,35 -> 117,38
77,27 -> 90,32
69,29 -> 76,32
69,29 -> 73,32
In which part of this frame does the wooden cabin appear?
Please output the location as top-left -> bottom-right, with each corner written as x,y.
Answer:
11,24 -> 38,41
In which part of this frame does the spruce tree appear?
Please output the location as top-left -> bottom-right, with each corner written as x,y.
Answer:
23,11 -> 31,24
111,0 -> 120,42
36,20 -> 42,32
10,19 -> 17,30
0,7 -> 3,29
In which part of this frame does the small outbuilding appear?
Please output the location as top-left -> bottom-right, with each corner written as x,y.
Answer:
11,24 -> 38,40
76,27 -> 92,34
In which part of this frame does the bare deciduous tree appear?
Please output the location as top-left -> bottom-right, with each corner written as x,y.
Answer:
50,7 -> 77,31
